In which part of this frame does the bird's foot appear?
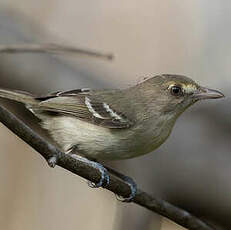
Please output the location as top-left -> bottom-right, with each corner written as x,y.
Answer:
105,166 -> 137,202
115,175 -> 137,202
47,155 -> 58,168
69,154 -> 110,188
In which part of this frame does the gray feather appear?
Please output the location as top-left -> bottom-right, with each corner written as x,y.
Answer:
0,88 -> 37,105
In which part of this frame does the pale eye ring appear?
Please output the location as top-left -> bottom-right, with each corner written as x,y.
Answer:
170,85 -> 183,96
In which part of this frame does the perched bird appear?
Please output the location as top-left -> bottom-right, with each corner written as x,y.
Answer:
0,74 -> 224,200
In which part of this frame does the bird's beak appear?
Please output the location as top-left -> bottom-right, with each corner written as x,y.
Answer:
193,87 -> 225,100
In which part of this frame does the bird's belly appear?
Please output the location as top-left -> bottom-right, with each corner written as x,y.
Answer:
41,116 -> 170,160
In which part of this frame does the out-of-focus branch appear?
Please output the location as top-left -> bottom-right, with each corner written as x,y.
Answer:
0,105 -> 215,230
0,43 -> 113,60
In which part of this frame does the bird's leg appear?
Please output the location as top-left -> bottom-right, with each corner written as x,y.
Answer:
46,147 -> 109,187
71,154 -> 110,188
104,165 -> 137,202
46,147 -> 136,201
66,147 -> 110,188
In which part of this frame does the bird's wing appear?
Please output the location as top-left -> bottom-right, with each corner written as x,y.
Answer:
33,89 -> 133,129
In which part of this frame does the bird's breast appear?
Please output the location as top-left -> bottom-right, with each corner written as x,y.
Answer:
41,115 -> 175,160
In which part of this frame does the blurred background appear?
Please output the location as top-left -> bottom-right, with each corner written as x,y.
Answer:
0,1 -> 230,229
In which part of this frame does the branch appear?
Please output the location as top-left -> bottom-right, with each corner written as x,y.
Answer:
0,105 -> 215,230
0,43 -> 113,60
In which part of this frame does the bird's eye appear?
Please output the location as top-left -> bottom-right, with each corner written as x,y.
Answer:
170,85 -> 183,96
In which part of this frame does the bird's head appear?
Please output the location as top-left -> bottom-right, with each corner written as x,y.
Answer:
137,74 -> 224,118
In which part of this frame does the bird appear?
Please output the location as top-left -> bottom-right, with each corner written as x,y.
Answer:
0,74 -> 224,200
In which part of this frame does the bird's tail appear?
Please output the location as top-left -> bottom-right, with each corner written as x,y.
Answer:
0,88 -> 37,106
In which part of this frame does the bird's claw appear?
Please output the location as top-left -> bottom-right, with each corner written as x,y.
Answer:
115,175 -> 137,202
87,162 -> 110,188
69,154 -> 110,188
47,155 -> 58,168
104,166 -> 137,202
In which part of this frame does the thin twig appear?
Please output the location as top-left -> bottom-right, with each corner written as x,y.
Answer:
0,43 -> 113,60
0,105 -> 215,230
